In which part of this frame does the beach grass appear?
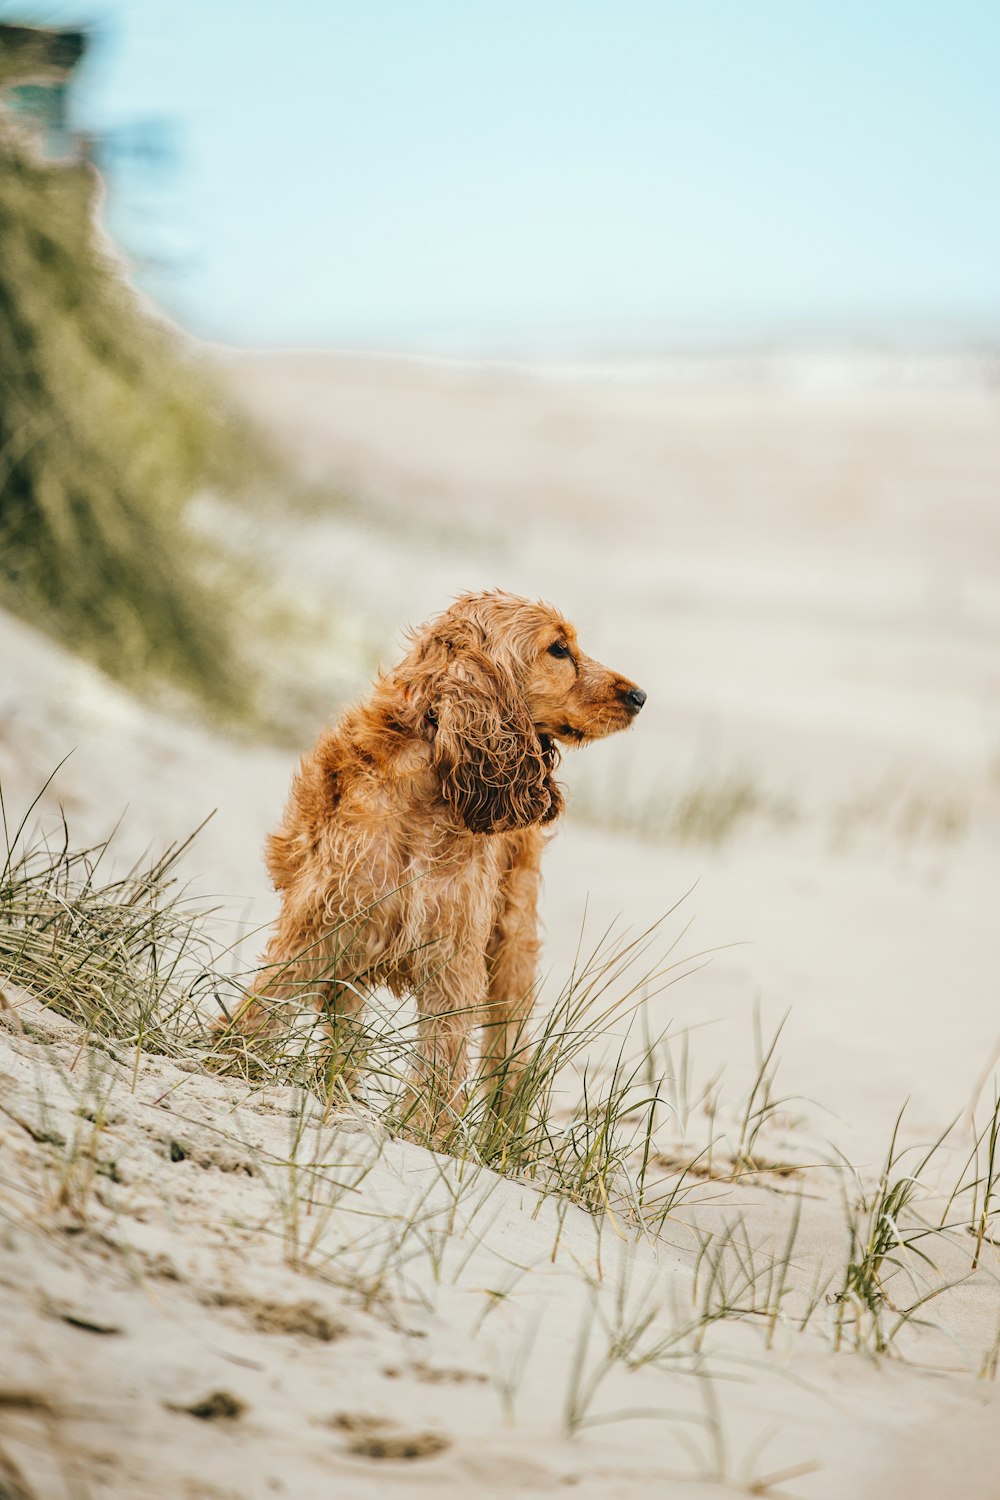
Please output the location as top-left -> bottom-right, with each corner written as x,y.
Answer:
4,778 -> 1000,1399
0,132 -> 282,715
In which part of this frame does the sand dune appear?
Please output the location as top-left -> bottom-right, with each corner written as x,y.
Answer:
2,352 -> 999,1496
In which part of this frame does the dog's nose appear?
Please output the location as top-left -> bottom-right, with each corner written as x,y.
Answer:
624,687 -> 647,713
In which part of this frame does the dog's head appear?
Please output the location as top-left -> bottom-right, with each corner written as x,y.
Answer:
397,591 -> 645,835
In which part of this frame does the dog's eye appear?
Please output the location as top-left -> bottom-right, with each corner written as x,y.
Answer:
547,641 -> 571,659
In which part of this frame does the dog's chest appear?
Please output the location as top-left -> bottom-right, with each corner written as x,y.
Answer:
387,826 -> 503,949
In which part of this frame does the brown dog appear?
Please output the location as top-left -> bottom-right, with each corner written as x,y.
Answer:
224,590 -> 645,1124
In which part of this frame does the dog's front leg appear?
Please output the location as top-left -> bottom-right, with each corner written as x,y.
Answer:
404,954 -> 487,1136
479,830 -> 542,1113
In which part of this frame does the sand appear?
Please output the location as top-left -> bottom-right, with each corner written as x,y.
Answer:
2,350 -> 999,1496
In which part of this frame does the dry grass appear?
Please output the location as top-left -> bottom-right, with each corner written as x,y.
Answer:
570,767 -> 796,848
1,778 -> 706,1221
572,762 -> 978,854
5,777 -> 1000,1407
0,774 -> 222,1060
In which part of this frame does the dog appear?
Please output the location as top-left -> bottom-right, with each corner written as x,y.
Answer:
221,590 -> 645,1126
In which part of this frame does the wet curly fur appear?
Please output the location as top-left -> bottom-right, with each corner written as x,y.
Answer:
222,590 -> 645,1125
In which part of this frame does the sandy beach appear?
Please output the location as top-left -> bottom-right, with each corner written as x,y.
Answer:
2,350 -> 999,1497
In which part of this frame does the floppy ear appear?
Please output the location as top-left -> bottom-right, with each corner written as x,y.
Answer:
419,642 -> 560,834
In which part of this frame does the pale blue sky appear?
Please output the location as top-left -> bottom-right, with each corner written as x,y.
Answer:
7,1 -> 1000,350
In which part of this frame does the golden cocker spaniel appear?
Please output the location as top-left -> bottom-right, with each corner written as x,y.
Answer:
224,590 -> 645,1125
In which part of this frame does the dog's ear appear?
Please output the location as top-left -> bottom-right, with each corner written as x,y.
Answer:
414,636 -> 559,834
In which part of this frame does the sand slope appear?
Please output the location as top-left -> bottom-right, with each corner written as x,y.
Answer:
3,352 -> 1000,1496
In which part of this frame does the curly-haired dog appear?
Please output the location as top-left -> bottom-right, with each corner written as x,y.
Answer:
223,590 -> 645,1125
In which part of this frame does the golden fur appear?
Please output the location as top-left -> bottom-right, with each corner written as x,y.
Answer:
223,590 -> 645,1124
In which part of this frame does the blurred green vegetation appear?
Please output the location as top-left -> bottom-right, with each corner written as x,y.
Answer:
0,132 -> 280,716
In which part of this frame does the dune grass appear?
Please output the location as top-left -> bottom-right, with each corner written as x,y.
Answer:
4,779 -> 1000,1387
569,768 -> 794,848
0,131 -> 281,714
0,774 -> 222,1061
571,761 -> 976,854
0,777 -> 699,1219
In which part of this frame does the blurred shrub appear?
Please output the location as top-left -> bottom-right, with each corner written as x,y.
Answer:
0,133 -> 275,714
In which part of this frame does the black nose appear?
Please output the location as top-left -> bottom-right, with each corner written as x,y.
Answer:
624,687 -> 647,713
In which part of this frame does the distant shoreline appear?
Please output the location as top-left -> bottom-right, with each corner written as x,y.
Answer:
218,341 -> 1000,391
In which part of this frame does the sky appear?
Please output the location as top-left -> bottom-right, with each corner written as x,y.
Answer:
5,0 -> 1000,351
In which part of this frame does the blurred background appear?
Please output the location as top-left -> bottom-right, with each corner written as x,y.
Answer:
1,2 -> 998,1147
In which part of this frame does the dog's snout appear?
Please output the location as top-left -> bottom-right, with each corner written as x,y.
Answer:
623,686 -> 647,713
